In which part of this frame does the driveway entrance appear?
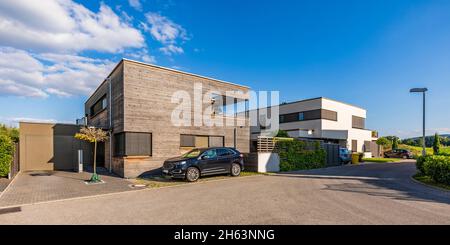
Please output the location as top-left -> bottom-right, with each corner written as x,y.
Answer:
0,169 -> 143,208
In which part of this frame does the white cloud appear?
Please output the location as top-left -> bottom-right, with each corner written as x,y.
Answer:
124,48 -> 156,64
160,44 -> 184,55
0,0 -> 145,53
144,12 -> 188,55
128,0 -> 143,11
0,47 -> 114,98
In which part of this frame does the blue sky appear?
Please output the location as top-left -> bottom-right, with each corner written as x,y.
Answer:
0,0 -> 449,138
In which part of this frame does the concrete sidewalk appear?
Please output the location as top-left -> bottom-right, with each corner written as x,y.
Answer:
0,169 -> 143,208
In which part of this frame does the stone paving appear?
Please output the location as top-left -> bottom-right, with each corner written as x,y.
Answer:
0,178 -> 11,193
0,169 -> 144,208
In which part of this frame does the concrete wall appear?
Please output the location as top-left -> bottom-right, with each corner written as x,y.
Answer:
19,122 -> 93,171
257,153 -> 280,172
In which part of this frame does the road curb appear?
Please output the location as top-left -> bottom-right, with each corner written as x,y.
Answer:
410,175 -> 450,192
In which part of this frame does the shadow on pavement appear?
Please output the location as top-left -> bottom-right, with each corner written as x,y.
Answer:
274,161 -> 450,205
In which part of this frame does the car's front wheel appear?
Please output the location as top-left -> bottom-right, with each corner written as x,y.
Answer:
186,167 -> 200,182
230,163 -> 241,177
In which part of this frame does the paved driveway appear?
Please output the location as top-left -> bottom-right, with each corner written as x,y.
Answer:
0,169 -> 142,208
0,161 -> 449,224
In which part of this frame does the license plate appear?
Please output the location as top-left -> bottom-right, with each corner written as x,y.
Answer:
162,169 -> 169,174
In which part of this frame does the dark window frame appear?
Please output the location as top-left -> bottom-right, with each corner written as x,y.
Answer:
90,95 -> 107,118
279,109 -> 338,123
113,132 -> 152,157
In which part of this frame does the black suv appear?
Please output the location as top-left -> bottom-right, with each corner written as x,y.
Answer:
162,147 -> 244,182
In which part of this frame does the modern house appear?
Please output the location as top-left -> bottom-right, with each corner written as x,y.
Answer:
83,59 -> 250,178
251,97 -> 379,156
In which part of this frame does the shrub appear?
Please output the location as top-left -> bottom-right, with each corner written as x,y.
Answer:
433,133 -> 441,155
0,135 -> 14,177
417,155 -> 450,185
416,156 -> 426,174
276,130 -> 290,138
276,140 -> 326,172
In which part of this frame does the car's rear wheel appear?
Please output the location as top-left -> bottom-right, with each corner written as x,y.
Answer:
230,163 -> 241,177
402,155 -> 408,159
186,167 -> 200,182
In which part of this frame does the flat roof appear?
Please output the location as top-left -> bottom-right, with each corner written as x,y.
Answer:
87,58 -> 250,102
122,58 -> 250,89
280,97 -> 366,110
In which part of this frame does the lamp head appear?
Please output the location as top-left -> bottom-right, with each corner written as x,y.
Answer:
410,88 -> 428,93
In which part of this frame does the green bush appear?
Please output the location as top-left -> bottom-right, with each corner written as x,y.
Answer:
0,135 -> 14,177
416,156 -> 426,174
276,140 -> 326,172
416,155 -> 450,185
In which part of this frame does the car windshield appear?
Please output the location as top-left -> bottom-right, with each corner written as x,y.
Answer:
182,149 -> 202,158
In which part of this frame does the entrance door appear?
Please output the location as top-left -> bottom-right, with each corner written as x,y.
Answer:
96,142 -> 105,167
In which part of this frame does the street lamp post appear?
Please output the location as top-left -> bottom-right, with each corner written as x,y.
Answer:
410,87 -> 428,156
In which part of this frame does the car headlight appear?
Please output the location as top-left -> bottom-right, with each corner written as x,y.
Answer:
177,161 -> 187,166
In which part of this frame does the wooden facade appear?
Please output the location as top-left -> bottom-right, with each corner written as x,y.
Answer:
85,59 -> 250,178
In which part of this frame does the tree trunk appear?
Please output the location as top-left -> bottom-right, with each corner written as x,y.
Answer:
94,140 -> 97,176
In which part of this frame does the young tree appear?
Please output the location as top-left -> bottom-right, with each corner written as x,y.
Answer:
75,127 -> 108,182
433,133 -> 441,155
392,137 -> 399,150
376,137 -> 391,150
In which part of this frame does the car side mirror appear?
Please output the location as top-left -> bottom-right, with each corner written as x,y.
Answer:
200,155 -> 207,160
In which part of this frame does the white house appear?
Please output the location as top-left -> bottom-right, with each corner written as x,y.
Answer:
251,97 -> 379,156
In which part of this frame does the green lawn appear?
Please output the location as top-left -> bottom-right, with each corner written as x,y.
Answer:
362,158 -> 402,163
413,173 -> 450,191
398,144 -> 450,157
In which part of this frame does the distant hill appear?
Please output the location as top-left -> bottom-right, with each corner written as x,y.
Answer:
402,134 -> 450,147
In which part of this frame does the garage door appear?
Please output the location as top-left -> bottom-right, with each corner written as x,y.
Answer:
23,135 -> 54,171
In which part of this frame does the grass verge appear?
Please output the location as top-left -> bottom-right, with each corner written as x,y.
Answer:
362,158 -> 402,163
134,171 -> 266,188
413,173 -> 450,191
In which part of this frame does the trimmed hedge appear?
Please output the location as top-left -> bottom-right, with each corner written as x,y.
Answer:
0,134 -> 14,177
276,140 -> 326,172
416,155 -> 450,185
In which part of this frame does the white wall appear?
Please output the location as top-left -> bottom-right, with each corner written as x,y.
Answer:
321,98 -> 372,152
257,153 -> 280,172
251,97 -> 375,153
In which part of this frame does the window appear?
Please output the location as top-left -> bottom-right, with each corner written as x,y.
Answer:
298,112 -> 305,121
352,140 -> 358,152
352,116 -> 365,129
201,149 -> 217,159
321,109 -> 337,121
180,135 -> 224,148
209,136 -> 224,147
114,132 -> 152,157
90,95 -> 107,117
279,113 -> 299,123
279,109 -> 337,123
364,141 -> 371,152
91,96 -> 107,117
180,135 -> 195,147
217,148 -> 234,157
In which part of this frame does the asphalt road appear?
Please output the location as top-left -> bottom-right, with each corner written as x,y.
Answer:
0,161 -> 449,224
